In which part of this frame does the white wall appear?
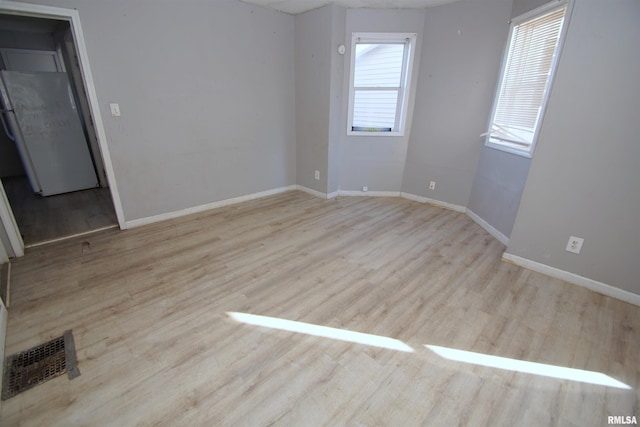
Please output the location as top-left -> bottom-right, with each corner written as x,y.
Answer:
339,9 -> 425,192
507,0 -> 640,295
13,0 -> 296,222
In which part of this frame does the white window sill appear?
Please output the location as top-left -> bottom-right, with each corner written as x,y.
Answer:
348,130 -> 405,137
485,140 -> 533,158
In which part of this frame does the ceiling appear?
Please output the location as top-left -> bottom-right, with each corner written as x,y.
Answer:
239,0 -> 461,15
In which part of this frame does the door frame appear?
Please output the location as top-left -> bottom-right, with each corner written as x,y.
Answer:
0,1 -> 126,258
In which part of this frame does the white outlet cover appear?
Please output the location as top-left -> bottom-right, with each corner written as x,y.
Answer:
109,103 -> 121,117
565,236 -> 584,254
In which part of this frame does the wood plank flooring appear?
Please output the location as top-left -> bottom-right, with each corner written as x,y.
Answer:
1,176 -> 117,246
1,191 -> 638,426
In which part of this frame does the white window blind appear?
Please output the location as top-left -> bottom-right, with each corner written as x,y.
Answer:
487,5 -> 568,155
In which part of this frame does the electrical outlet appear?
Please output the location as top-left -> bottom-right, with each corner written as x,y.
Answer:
314,170 -> 320,180
565,236 -> 584,254
429,181 -> 436,190
362,186 -> 368,192
109,103 -> 121,117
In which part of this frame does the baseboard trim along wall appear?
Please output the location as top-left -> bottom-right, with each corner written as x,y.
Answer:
298,187 -> 403,199
340,190 -> 401,197
126,185 -> 297,228
126,185 -> 638,307
466,209 -> 510,246
297,187 -> 401,199
399,192 -> 466,213
296,185 -> 329,199
326,191 -> 339,199
503,253 -> 640,307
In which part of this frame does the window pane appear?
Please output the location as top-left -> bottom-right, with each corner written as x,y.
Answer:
347,33 -> 416,135
354,44 -> 404,88
353,90 -> 398,130
489,6 -> 566,151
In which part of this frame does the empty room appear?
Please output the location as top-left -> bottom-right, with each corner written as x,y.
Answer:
0,0 -> 638,425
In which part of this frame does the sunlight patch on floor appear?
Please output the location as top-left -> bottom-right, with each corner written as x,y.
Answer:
228,312 -> 414,352
426,344 -> 631,389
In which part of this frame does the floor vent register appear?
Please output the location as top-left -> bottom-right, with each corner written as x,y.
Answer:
2,330 -> 80,400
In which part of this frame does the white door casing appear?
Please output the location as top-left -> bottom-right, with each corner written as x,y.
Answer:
0,2 -> 126,259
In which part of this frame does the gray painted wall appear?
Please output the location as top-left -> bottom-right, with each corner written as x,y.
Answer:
467,148 -> 530,237
339,9 -> 425,192
511,0 -> 548,18
402,0 -> 512,206
327,5 -> 346,195
14,0 -> 296,222
294,4 -> 345,195
294,6 -> 332,193
465,0 -> 546,238
507,0 -> 640,295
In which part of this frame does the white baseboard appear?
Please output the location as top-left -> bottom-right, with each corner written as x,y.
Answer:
466,209 -> 509,246
295,187 -> 400,200
339,190 -> 401,197
400,192 -> 466,213
326,191 -> 339,199
503,253 -> 640,307
127,185 -> 297,228
296,185 -> 328,199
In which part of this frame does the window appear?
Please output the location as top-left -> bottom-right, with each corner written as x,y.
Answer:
347,33 -> 416,136
486,3 -> 569,156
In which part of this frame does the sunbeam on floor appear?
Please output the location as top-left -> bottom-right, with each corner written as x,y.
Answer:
228,312 -> 414,352
426,344 -> 632,390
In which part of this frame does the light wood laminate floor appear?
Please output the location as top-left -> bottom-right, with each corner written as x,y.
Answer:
2,176 -> 117,246
1,191 -> 638,426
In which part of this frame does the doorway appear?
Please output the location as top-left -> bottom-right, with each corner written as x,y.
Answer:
0,3 -> 125,254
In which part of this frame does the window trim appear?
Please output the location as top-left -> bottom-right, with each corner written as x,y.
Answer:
485,1 -> 573,158
347,32 -> 417,137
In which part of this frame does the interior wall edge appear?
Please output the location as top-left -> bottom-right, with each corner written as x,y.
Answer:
399,192 -> 466,213
466,208 -> 509,246
339,190 -> 401,198
503,252 -> 640,307
296,185 -> 330,199
126,185 -> 297,229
